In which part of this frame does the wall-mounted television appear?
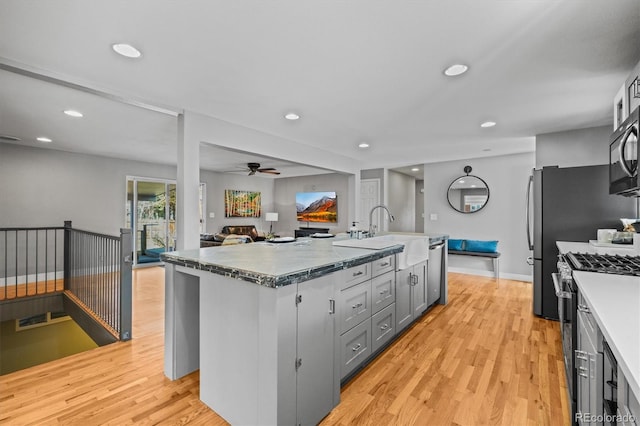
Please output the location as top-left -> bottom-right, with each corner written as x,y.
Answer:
296,191 -> 337,223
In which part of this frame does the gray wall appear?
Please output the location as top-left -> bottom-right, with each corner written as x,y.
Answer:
536,125 -> 610,168
387,170 -> 415,232
415,179 -> 424,233
0,144 -> 348,242
0,143 -> 176,235
200,171 -> 275,235
273,173 -> 350,237
424,152 -> 535,280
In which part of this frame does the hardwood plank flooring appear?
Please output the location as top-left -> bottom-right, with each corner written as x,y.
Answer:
0,279 -> 64,300
0,269 -> 569,425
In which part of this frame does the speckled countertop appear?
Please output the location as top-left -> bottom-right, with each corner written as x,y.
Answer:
161,237 -> 404,288
426,234 -> 449,244
378,232 -> 448,245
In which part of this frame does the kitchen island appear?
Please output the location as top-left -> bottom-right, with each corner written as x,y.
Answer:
161,238 -> 404,426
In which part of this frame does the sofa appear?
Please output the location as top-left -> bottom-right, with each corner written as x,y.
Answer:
200,225 -> 265,247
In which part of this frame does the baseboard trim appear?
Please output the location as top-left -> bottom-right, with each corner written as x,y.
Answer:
448,267 -> 532,282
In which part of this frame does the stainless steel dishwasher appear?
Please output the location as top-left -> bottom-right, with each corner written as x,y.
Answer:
427,241 -> 444,307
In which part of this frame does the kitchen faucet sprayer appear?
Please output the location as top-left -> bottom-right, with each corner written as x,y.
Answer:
369,205 -> 395,237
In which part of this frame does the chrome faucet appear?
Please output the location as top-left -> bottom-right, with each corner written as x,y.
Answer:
368,205 -> 395,237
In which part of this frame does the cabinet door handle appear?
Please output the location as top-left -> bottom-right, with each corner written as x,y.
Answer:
352,302 -> 363,309
352,343 -> 362,352
578,366 -> 589,378
577,304 -> 590,313
575,350 -> 588,361
379,289 -> 389,295
380,324 -> 389,331
353,271 -> 364,277
379,262 -> 390,267
329,299 -> 335,314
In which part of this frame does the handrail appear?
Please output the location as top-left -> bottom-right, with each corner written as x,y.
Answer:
1,220 -> 132,341
0,226 -> 65,231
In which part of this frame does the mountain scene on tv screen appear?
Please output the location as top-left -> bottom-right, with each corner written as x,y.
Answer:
297,195 -> 337,223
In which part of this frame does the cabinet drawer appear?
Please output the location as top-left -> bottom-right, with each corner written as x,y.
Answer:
340,319 -> 371,379
371,271 -> 395,314
371,255 -> 395,277
339,280 -> 372,334
342,263 -> 371,289
577,298 -> 601,351
371,303 -> 395,354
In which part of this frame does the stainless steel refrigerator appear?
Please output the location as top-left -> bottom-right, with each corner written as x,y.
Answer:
526,165 -> 637,320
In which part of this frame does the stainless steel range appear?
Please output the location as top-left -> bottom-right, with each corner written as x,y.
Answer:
566,252 -> 640,276
556,251 -> 640,424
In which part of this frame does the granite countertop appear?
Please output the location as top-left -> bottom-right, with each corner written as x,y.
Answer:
161,237 -> 403,288
426,234 -> 449,245
377,231 -> 449,245
572,271 -> 640,402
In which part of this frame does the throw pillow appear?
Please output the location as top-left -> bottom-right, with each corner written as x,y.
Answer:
465,240 -> 498,253
448,239 -> 464,251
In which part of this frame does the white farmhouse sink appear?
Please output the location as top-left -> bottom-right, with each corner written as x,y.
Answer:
332,234 -> 429,270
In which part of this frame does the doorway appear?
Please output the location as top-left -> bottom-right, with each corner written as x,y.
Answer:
126,177 -> 177,266
359,179 -> 381,233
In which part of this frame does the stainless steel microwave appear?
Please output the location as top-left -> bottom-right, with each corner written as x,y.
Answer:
610,106 -> 639,196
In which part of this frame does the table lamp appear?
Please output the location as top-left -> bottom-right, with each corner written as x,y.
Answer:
265,212 -> 279,235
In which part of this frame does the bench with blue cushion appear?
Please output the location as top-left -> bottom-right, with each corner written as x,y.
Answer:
448,239 -> 501,279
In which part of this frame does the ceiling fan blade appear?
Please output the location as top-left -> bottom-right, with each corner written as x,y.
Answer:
257,167 -> 277,171
248,170 -> 256,176
260,170 -> 280,175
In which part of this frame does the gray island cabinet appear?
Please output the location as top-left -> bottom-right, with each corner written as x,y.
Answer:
395,260 -> 427,331
161,239 -> 403,426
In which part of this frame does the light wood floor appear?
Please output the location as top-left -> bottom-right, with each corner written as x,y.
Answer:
0,268 -> 569,425
0,279 -> 64,300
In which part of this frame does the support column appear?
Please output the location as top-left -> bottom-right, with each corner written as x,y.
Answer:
176,112 -> 201,250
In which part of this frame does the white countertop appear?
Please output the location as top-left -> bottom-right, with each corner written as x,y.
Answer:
572,271 -> 640,402
557,241 -> 640,256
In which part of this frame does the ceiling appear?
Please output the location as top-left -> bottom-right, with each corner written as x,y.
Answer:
0,1 -> 639,177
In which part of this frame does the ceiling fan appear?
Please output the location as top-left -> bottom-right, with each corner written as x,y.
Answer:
246,162 -> 280,176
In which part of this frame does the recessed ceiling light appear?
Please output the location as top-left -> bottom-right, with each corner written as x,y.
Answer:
358,143 -> 370,148
480,121 -> 497,128
411,168 -> 420,172
284,112 -> 300,120
112,43 -> 142,58
64,110 -> 83,118
444,64 -> 469,77
37,137 -> 53,143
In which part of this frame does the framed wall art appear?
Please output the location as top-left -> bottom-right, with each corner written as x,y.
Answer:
224,190 -> 262,218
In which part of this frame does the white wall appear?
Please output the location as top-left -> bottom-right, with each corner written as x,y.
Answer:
273,173 -> 351,237
387,170 -> 415,232
424,152 -> 535,281
0,143 -> 176,235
